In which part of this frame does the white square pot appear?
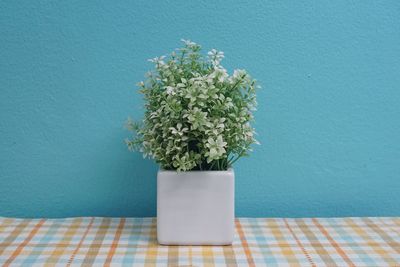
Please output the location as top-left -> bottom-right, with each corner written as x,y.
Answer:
157,169 -> 234,245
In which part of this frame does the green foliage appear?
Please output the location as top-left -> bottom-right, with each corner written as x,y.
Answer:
126,40 -> 259,171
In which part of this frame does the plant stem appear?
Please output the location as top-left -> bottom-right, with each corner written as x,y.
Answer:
230,75 -> 245,91
227,150 -> 246,167
228,156 -> 241,167
209,161 -> 216,170
180,51 -> 186,66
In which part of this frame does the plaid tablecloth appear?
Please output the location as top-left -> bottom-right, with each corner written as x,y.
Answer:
0,217 -> 399,266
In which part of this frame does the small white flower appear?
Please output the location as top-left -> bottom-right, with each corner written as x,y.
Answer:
148,56 -> 166,65
181,39 -> 197,48
208,49 -> 224,65
165,86 -> 176,95
205,136 -> 227,162
233,69 -> 246,79
169,123 -> 188,136
209,67 -> 228,83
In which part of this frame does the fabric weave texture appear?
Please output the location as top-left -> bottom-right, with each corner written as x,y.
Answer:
0,217 -> 399,266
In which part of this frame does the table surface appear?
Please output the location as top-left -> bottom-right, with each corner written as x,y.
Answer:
0,217 -> 399,266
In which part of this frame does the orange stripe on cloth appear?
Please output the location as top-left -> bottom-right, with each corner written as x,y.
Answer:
0,220 -> 30,255
236,219 -> 255,266
104,218 -> 126,267
3,219 -> 45,267
284,219 -> 316,267
67,217 -> 95,267
312,218 -> 355,267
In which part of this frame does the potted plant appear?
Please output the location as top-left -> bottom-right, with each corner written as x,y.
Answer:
126,40 -> 258,245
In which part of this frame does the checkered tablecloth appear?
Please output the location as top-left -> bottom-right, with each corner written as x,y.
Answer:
0,217 -> 399,266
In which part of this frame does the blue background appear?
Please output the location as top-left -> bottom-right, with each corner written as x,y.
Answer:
1,1 -> 399,218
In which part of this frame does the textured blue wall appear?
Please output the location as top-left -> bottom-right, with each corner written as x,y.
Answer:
1,1 -> 399,218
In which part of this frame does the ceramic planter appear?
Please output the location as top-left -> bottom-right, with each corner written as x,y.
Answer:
157,169 -> 234,245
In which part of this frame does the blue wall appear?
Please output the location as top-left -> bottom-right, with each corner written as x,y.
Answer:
1,1 -> 399,218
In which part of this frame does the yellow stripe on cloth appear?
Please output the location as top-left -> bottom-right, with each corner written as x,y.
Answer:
0,217 -> 398,266
44,217 -> 83,266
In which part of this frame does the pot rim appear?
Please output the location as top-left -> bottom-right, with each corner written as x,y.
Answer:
158,168 -> 234,174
